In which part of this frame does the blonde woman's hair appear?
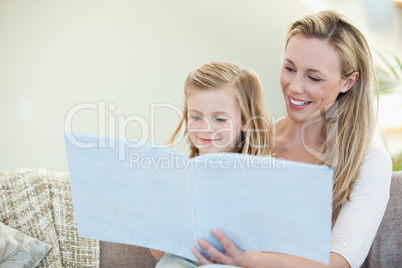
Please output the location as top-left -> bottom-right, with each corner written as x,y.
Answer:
170,61 -> 276,158
286,10 -> 378,226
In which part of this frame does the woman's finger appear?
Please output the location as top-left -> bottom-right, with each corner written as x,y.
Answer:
191,246 -> 213,265
196,238 -> 232,264
211,229 -> 246,264
212,229 -> 239,254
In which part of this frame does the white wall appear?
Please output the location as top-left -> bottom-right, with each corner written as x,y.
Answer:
301,0 -> 402,57
0,0 -> 312,171
2,0 -> 400,171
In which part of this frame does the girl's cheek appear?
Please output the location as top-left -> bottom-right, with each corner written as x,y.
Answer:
188,120 -> 198,130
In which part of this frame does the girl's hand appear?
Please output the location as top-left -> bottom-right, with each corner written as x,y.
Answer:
191,229 -> 249,266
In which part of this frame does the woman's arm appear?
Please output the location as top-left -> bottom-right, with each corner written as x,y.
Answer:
150,249 -> 165,261
243,251 -> 349,268
329,143 -> 392,267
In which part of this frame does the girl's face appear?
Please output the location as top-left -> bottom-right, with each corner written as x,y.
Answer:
280,35 -> 355,123
187,87 -> 246,155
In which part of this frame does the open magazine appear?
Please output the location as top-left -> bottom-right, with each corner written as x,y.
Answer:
65,132 -> 333,264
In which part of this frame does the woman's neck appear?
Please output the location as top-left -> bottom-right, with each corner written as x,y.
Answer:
275,116 -> 326,163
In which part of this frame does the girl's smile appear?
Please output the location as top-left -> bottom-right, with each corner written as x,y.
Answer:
198,137 -> 220,144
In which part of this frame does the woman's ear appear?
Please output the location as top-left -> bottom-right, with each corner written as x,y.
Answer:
341,71 -> 359,93
241,121 -> 247,132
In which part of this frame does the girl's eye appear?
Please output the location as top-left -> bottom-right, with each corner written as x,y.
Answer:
308,76 -> 322,82
215,117 -> 227,122
191,115 -> 202,120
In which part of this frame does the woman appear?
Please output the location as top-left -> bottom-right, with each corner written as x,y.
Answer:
191,10 -> 392,268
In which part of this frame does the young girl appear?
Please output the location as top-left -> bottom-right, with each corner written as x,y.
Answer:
150,61 -> 276,266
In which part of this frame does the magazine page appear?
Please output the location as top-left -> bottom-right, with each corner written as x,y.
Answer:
65,132 -> 196,258
190,153 -> 332,264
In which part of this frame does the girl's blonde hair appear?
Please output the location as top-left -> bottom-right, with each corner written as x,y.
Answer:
170,61 -> 276,158
286,10 -> 378,226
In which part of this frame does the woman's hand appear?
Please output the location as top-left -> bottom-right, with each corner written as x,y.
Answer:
191,229 -> 249,266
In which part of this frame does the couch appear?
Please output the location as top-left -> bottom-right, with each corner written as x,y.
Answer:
0,169 -> 400,268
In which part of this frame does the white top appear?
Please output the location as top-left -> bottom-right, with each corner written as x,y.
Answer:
330,142 -> 392,268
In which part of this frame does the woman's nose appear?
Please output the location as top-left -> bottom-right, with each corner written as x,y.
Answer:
288,75 -> 305,94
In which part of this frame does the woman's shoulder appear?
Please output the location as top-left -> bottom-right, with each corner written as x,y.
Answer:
364,141 -> 392,166
359,141 -> 392,184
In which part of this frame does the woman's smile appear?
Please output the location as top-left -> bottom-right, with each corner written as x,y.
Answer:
288,96 -> 312,109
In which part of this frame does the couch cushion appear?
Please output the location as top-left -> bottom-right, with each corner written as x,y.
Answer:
361,171 -> 402,268
47,171 -> 100,267
0,221 -> 52,267
0,169 -> 63,267
100,241 -> 158,268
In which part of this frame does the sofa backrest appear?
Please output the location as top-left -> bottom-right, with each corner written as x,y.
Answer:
361,171 -> 402,268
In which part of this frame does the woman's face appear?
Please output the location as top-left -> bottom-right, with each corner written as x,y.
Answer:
280,34 -> 353,123
187,87 -> 245,155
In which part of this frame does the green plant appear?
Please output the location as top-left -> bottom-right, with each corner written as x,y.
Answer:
373,48 -> 402,94
373,48 -> 402,171
392,152 -> 402,171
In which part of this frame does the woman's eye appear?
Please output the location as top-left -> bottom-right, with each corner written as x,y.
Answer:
285,66 -> 295,72
308,76 -> 322,82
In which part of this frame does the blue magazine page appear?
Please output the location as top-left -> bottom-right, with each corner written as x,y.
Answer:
65,132 -> 197,259
190,153 -> 332,264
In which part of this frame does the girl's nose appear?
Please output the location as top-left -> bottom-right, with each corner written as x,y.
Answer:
199,117 -> 213,132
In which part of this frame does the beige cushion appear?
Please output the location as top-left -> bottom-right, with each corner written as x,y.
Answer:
47,171 -> 100,267
0,169 -> 100,267
0,169 -> 63,267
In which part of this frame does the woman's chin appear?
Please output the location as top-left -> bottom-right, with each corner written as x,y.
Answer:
286,107 -> 324,124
